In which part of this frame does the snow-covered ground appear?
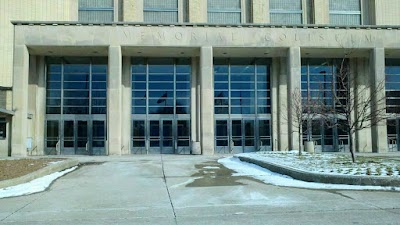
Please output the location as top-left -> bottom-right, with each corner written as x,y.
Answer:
0,166 -> 77,199
219,157 -> 400,191
240,151 -> 400,177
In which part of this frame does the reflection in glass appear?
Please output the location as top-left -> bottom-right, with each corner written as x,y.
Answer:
46,121 -> 59,147
213,58 -> 270,115
131,58 -> 191,115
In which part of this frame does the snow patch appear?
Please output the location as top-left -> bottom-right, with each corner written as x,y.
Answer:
203,166 -> 220,169
0,166 -> 77,199
218,157 -> 400,191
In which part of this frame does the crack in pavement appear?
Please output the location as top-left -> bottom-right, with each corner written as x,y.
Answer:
0,192 -> 45,222
160,154 -> 178,225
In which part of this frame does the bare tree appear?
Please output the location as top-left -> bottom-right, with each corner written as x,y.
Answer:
283,88 -> 322,156
320,58 -> 387,163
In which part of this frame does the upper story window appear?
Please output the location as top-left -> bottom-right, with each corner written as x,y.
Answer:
329,0 -> 361,25
78,0 -> 114,23
144,0 -> 179,23
208,0 -> 242,24
270,0 -> 303,25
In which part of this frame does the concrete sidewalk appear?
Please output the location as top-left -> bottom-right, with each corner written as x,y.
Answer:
0,155 -> 399,225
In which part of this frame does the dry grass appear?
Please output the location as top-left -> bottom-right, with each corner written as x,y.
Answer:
0,159 -> 63,181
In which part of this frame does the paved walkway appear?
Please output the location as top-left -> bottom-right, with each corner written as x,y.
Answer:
0,155 -> 399,225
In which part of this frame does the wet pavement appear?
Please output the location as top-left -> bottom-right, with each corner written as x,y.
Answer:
0,155 -> 399,225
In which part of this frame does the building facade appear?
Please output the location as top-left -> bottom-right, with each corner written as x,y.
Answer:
1,0 -> 400,156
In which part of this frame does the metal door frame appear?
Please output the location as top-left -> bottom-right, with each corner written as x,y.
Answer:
132,116 -> 191,154
308,118 -> 349,152
215,116 -> 271,154
45,115 -> 106,155
387,118 -> 400,152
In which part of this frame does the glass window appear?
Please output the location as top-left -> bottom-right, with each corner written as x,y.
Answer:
46,57 -> 107,115
131,58 -> 191,115
386,60 -> 400,114
214,58 -> 270,115
0,118 -> 6,139
208,0 -> 242,24
270,0 -> 303,25
144,0 -> 179,23
301,59 -> 347,112
79,0 -> 114,23
329,0 -> 361,25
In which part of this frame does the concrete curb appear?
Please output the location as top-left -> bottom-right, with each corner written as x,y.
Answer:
0,159 -> 79,189
237,156 -> 400,187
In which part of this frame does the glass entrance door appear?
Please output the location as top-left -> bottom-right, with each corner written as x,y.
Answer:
387,119 -> 400,152
231,120 -> 243,153
45,118 -> 106,155
92,121 -> 106,155
45,121 -> 60,155
132,119 -> 191,154
306,119 -> 347,152
75,120 -> 88,155
176,120 -> 190,154
215,119 -> 270,153
161,120 -> 174,154
62,120 -> 75,155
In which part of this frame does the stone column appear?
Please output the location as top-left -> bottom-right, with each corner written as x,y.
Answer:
191,57 -> 199,142
313,0 -> 329,24
189,0 -> 207,23
12,45 -> 29,156
28,56 -> 46,156
287,47 -> 302,151
28,56 -> 37,155
256,0 -> 269,23
199,47 -> 214,155
114,0 -> 119,22
123,0 -> 143,22
107,46 -> 122,155
121,56 -> 131,155
271,58 -> 279,151
354,58 -> 373,152
36,56 -> 46,156
370,48 -> 387,153
278,57 -> 289,151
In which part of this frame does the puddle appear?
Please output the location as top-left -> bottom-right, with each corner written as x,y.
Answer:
186,160 -> 262,187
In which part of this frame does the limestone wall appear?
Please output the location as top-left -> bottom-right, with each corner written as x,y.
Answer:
0,0 -> 77,103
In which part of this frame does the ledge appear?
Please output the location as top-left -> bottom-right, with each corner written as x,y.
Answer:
10,21 -> 400,30
237,156 -> 400,187
0,159 -> 79,189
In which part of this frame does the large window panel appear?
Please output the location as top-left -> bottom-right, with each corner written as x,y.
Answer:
270,0 -> 303,25
46,57 -> 107,115
386,60 -> 400,114
329,0 -> 361,25
79,0 -> 114,23
144,0 -> 179,23
214,58 -> 270,115
208,0 -> 242,24
301,59 -> 347,112
131,58 -> 191,115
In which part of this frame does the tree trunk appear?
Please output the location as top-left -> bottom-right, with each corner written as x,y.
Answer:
298,127 -> 302,156
349,129 -> 356,163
